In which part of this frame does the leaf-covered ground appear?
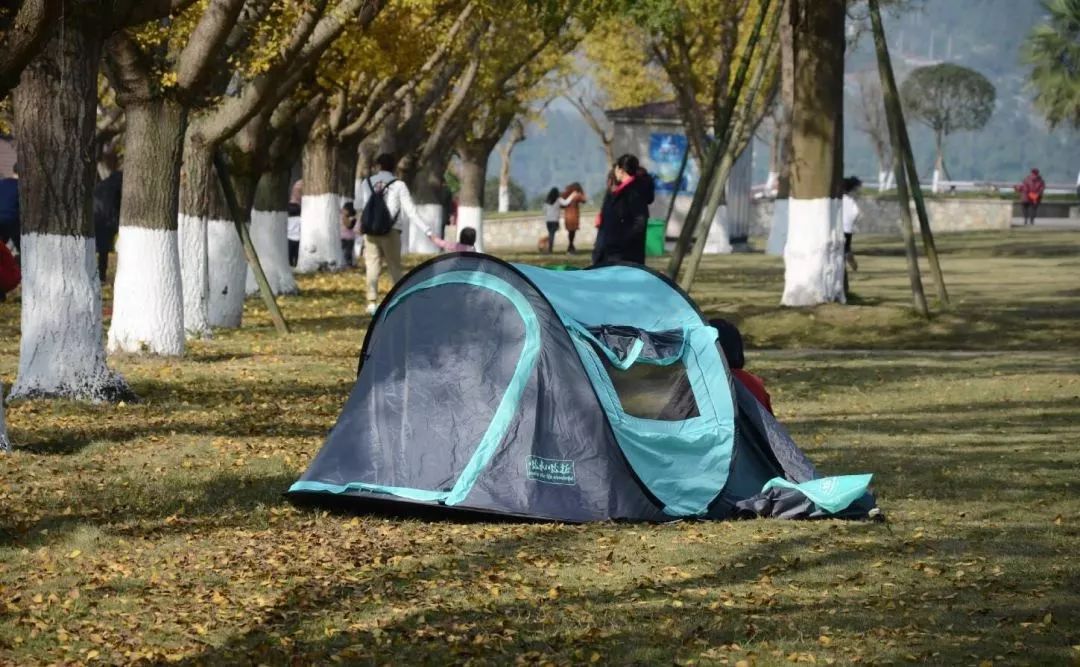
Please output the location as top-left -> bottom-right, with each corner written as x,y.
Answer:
1,229 -> 1078,665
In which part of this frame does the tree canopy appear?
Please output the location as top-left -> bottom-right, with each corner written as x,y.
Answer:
900,63 -> 997,137
1023,0 -> 1080,130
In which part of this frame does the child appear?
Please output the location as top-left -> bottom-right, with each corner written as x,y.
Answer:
426,227 -> 476,253
340,202 -> 358,267
709,318 -> 773,414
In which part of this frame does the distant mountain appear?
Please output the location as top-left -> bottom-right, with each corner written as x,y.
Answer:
843,0 -> 1077,186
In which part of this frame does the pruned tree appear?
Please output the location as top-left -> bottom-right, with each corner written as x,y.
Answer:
495,118 -> 526,213
451,3 -> 588,251
290,0 -> 477,269
8,0 -> 199,401
103,0 -> 250,355
852,70 -> 893,189
900,62 -> 996,190
1023,0 -> 1080,130
176,0 -> 386,333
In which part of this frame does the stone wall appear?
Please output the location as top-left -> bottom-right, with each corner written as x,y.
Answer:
750,197 -> 1014,238
444,216 -> 599,253
442,198 -> 1016,253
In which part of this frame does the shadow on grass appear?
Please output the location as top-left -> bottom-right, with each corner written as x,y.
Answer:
0,469 -> 298,548
177,521 -> 1075,665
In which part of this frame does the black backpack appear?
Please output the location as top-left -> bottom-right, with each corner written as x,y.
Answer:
360,178 -> 398,236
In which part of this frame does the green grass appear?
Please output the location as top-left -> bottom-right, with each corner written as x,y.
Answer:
0,229 -> 1078,665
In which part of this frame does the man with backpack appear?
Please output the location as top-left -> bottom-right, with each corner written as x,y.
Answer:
357,153 -> 431,315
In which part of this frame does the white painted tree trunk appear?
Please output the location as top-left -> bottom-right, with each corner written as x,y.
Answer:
456,205 -> 483,253
296,193 -> 344,273
766,198 -> 789,256
107,227 -> 185,355
178,214 -> 211,338
208,219 -> 247,328
246,209 -> 298,296
498,184 -> 510,213
409,204 -> 442,254
0,382 -> 10,452
781,198 -> 846,306
931,168 -> 942,194
704,205 -> 733,254
10,235 -> 127,400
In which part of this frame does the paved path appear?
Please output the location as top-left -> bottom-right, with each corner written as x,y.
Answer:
1011,217 -> 1080,229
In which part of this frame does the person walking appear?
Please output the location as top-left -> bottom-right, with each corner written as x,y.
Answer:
593,154 -> 650,265
1017,168 -> 1045,226
561,182 -> 586,254
356,153 -> 430,315
92,155 -> 123,284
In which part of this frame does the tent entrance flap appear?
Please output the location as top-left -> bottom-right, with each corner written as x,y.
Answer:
570,323 -> 735,517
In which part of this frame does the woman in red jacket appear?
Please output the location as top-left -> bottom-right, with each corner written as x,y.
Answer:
1017,168 -> 1046,226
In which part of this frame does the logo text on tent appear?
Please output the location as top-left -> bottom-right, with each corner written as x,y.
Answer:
526,456 -> 576,486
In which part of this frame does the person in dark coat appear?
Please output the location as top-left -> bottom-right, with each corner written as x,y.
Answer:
593,154 -> 650,266
93,157 -> 123,284
0,165 -> 20,255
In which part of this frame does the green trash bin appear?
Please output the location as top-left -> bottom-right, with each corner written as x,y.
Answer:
645,218 -> 667,257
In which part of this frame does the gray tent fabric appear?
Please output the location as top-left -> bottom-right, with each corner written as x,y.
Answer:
288,254 -> 878,522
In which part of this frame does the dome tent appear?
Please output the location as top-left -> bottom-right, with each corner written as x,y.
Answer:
287,254 -> 877,522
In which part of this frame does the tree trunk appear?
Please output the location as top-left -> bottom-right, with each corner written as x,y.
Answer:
10,16 -> 130,401
409,157 -> 448,255
247,169 -> 298,295
178,137 -> 225,338
458,149 -> 487,252
497,152 -> 512,213
207,165 -> 254,328
932,130 -> 950,190
337,137 -> 360,203
107,98 -> 187,356
296,133 -> 344,272
767,0 -> 795,258
781,0 -> 847,306
353,136 -> 378,201
496,130 -> 522,214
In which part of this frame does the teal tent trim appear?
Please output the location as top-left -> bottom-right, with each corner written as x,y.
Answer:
295,271 -> 542,506
762,474 -> 874,514
288,480 -> 449,503
569,324 -> 735,516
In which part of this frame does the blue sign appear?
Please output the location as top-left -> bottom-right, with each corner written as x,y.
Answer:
648,133 -> 697,194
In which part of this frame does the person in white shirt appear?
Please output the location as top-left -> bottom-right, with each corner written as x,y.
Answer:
287,179 -> 302,267
841,176 -> 862,298
355,153 -> 431,315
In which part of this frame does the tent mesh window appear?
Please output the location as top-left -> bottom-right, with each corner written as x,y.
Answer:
598,356 -> 700,421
